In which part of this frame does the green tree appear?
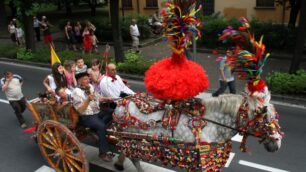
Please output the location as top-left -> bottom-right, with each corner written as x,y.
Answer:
276,0 -> 301,27
8,0 -> 50,52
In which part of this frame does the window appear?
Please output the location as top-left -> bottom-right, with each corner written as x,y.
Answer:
256,0 -> 274,7
201,0 -> 214,15
122,0 -> 132,8
146,0 -> 158,8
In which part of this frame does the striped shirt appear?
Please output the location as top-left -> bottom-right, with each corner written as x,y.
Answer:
0,74 -> 24,101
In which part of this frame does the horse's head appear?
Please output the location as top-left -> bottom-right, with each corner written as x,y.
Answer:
258,104 -> 283,152
242,88 -> 283,153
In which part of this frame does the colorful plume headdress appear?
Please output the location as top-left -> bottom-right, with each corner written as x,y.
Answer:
219,17 -> 270,92
160,1 -> 202,54
144,1 -> 209,100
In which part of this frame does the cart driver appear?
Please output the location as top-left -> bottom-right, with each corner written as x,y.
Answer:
71,72 -> 114,162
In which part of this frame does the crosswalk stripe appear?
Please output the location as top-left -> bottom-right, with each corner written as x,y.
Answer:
238,160 -> 289,172
34,165 -> 55,172
0,99 -> 9,104
231,133 -> 243,142
225,153 -> 235,168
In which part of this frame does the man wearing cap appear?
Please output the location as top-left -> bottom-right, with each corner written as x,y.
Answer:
71,72 -> 114,162
0,71 -> 27,128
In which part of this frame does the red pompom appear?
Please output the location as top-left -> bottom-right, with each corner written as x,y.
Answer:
144,53 -> 209,100
247,79 -> 266,93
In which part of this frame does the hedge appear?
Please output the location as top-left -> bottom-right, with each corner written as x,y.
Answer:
198,15 -> 297,51
0,45 -> 153,75
267,70 -> 306,95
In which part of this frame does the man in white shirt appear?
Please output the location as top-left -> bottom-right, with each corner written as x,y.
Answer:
0,71 -> 27,128
72,72 -> 114,162
99,63 -> 135,99
130,19 -> 140,53
33,16 -> 41,41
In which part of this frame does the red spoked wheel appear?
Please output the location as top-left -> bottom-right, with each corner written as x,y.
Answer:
37,120 -> 89,172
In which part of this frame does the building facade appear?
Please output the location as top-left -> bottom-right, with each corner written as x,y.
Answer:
119,0 -> 294,24
206,0 -> 292,23
119,0 -> 165,17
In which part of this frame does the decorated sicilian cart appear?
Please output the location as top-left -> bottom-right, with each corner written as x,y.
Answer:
25,1 -> 283,172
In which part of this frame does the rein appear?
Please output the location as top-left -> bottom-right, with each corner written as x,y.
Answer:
201,116 -> 258,138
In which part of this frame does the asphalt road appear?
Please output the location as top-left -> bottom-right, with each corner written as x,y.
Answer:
0,61 -> 305,172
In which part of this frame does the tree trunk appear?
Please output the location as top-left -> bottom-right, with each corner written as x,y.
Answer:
0,0 -> 7,28
289,0 -> 306,73
281,0 -> 286,25
90,5 -> 96,16
65,1 -> 72,16
9,1 -> 17,17
288,0 -> 301,27
73,0 -> 80,7
110,0 -> 124,63
21,9 -> 36,52
57,0 -> 62,10
87,0 -> 97,16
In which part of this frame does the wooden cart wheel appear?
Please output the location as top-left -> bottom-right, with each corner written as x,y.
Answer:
37,120 -> 89,172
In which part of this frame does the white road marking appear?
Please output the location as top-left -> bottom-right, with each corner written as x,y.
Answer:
238,160 -> 290,172
231,133 -> 243,142
271,100 -> 306,109
225,153 -> 235,168
34,165 -> 55,172
0,99 -> 9,104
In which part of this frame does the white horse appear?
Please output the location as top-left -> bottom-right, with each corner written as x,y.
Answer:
110,92 -> 283,172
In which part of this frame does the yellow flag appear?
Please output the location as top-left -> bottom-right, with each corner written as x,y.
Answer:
50,46 -> 61,65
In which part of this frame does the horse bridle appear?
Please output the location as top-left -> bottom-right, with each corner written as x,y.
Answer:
201,97 -> 282,152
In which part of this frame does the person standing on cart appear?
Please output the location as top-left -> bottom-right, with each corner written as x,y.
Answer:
1,71 -> 27,128
71,72 -> 114,162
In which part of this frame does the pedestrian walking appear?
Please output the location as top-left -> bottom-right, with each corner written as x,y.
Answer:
1,71 -> 27,128
33,16 -> 41,41
130,19 -> 140,53
212,49 -> 236,97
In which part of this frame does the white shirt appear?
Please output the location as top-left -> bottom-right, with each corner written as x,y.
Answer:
75,65 -> 88,74
8,25 -> 16,34
16,28 -> 24,38
130,24 -> 140,37
33,19 -> 40,28
99,75 -> 135,98
72,84 -> 100,116
47,75 -> 57,91
0,74 -> 24,101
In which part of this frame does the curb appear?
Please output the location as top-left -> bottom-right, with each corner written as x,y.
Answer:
1,57 -> 305,106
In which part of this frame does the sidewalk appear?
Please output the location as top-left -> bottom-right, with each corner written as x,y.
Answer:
0,32 -> 306,106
